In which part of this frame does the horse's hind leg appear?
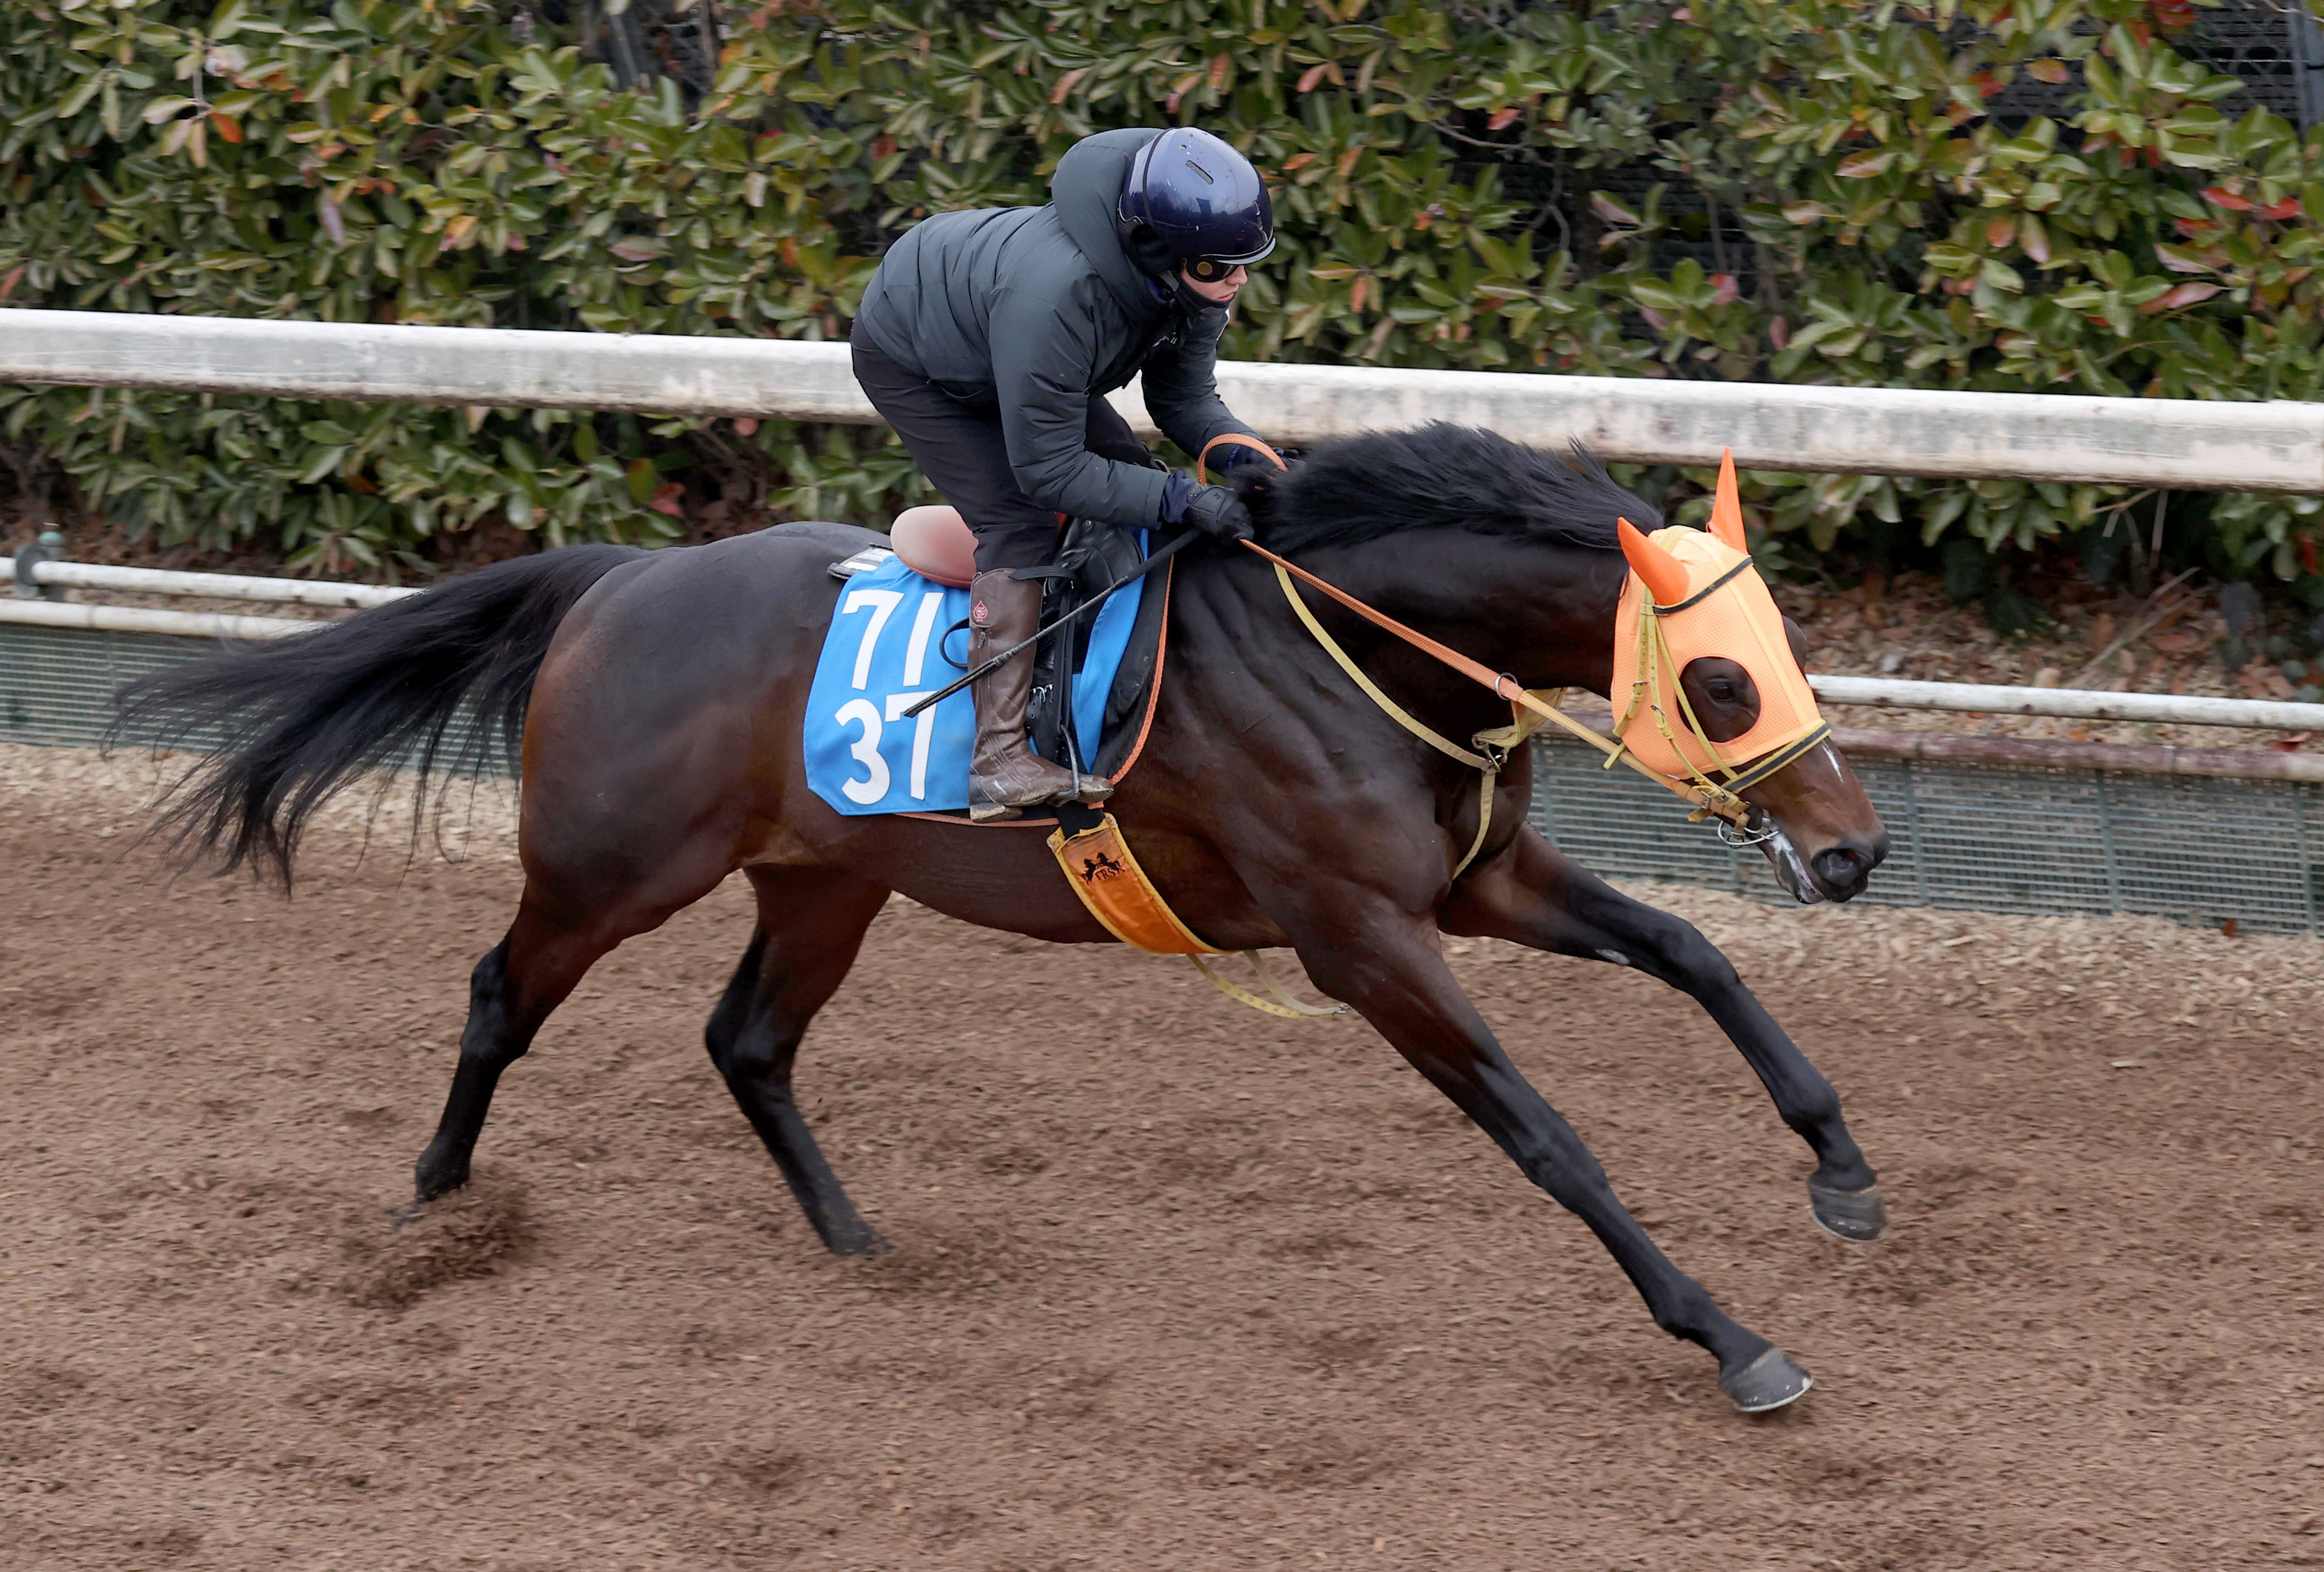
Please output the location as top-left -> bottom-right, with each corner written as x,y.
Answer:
703,866 -> 891,1256
413,897 -> 618,1203
1443,824 -> 1884,1241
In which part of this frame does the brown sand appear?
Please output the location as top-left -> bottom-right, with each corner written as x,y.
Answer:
3,746 -> 2320,1570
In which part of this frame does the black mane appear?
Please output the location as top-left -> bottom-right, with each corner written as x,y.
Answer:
1246,424 -> 1660,553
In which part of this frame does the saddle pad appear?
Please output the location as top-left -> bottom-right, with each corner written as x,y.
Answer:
804,542 -> 1148,816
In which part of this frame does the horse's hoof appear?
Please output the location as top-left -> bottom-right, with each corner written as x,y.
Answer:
1809,1178 -> 1888,1242
410,1164 -> 470,1210
822,1218 -> 891,1257
1721,1347 -> 1813,1414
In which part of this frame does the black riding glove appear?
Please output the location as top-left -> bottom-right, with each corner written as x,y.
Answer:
1180,483 -> 1254,543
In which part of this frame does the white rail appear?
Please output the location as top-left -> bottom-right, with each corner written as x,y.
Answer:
8,306 -> 2324,490
1809,674 -> 2324,734
1,557 -> 414,608
0,597 -> 316,640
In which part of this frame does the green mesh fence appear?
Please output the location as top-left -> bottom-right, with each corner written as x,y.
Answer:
6,621 -> 2318,934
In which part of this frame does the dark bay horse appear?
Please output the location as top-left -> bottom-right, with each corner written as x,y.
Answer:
120,426 -> 1891,1413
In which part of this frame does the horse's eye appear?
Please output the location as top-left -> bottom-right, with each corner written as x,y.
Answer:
1709,680 -> 1736,702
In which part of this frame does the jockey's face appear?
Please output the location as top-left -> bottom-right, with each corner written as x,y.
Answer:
1180,264 -> 1247,304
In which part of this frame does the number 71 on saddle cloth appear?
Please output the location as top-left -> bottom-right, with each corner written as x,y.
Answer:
801,548 -> 1148,817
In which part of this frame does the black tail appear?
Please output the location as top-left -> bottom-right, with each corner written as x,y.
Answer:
110,545 -> 646,883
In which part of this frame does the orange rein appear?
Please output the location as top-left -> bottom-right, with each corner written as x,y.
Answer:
1193,435 -> 1757,829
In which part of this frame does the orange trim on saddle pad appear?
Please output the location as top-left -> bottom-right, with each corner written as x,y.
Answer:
1046,812 -> 1224,955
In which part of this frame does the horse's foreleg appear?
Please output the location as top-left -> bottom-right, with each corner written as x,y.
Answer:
1289,900 -> 1813,1412
1442,825 -> 1884,1241
413,899 -> 615,1203
703,866 -> 892,1256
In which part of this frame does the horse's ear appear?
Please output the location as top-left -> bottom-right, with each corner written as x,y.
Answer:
1618,518 -> 1691,606
1708,447 -> 1747,552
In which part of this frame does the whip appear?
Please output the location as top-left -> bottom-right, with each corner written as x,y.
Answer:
896,527 -> 1204,720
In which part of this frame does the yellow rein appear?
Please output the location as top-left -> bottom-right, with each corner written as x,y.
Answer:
1190,432 -> 1771,874
1246,539 -> 1767,842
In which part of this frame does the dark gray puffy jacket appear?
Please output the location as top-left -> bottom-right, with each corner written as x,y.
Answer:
851,127 -> 1257,529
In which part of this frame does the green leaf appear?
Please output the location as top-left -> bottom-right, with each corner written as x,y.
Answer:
0,0 -> 2309,580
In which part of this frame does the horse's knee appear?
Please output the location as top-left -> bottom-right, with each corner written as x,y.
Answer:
467,940 -> 510,1002
1624,912 -> 1739,992
1510,1125 -> 1611,1207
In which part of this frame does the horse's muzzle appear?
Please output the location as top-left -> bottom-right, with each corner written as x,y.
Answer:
1761,827 -> 1887,905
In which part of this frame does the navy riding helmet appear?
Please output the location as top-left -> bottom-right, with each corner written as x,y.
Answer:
1117,127 -> 1276,280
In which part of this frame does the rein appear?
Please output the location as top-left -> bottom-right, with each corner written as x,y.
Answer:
1199,432 -> 1767,847
1140,436 -> 1810,1018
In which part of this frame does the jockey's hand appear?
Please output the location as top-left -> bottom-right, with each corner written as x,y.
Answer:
1181,483 -> 1255,543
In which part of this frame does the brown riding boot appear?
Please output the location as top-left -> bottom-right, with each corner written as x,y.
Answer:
966,569 -> 1113,821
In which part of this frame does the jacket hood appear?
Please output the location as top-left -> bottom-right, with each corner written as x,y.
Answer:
1051,127 -> 1168,321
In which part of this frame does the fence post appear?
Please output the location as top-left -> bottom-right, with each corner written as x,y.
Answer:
12,530 -> 65,602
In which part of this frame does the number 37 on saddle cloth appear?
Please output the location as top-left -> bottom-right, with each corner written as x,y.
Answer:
803,528 -> 1159,816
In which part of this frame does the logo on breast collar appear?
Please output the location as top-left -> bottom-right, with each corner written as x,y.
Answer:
1079,852 -> 1125,883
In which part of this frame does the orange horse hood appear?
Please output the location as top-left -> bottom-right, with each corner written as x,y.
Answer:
1610,519 -> 1824,784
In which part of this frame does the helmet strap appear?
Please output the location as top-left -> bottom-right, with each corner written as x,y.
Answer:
1164,270 -> 1223,313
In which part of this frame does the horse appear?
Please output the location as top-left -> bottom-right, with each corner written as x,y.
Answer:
116,424 -> 1892,1414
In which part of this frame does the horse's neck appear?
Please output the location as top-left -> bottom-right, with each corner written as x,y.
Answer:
1289,533 -> 1626,699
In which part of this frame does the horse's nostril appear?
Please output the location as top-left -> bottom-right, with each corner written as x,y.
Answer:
1812,846 -> 1866,887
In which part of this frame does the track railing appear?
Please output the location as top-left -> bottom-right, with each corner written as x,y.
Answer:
9,306 -> 2324,489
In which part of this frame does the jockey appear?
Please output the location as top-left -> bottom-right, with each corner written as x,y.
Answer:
851,126 -> 1276,820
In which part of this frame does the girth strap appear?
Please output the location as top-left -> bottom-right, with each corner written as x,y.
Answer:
1047,806 -> 1346,1020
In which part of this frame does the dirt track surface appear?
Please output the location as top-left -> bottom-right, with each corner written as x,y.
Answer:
4,744 -> 2322,1571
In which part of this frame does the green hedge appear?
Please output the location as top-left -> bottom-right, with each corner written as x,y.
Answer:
3,0 -> 2322,604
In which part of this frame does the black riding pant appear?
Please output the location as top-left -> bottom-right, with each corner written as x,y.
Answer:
851,337 -> 1151,573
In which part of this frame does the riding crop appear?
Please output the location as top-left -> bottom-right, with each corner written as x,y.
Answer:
896,526 -> 1204,721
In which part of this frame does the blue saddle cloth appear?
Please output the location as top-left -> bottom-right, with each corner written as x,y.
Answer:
803,540 -> 1147,816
